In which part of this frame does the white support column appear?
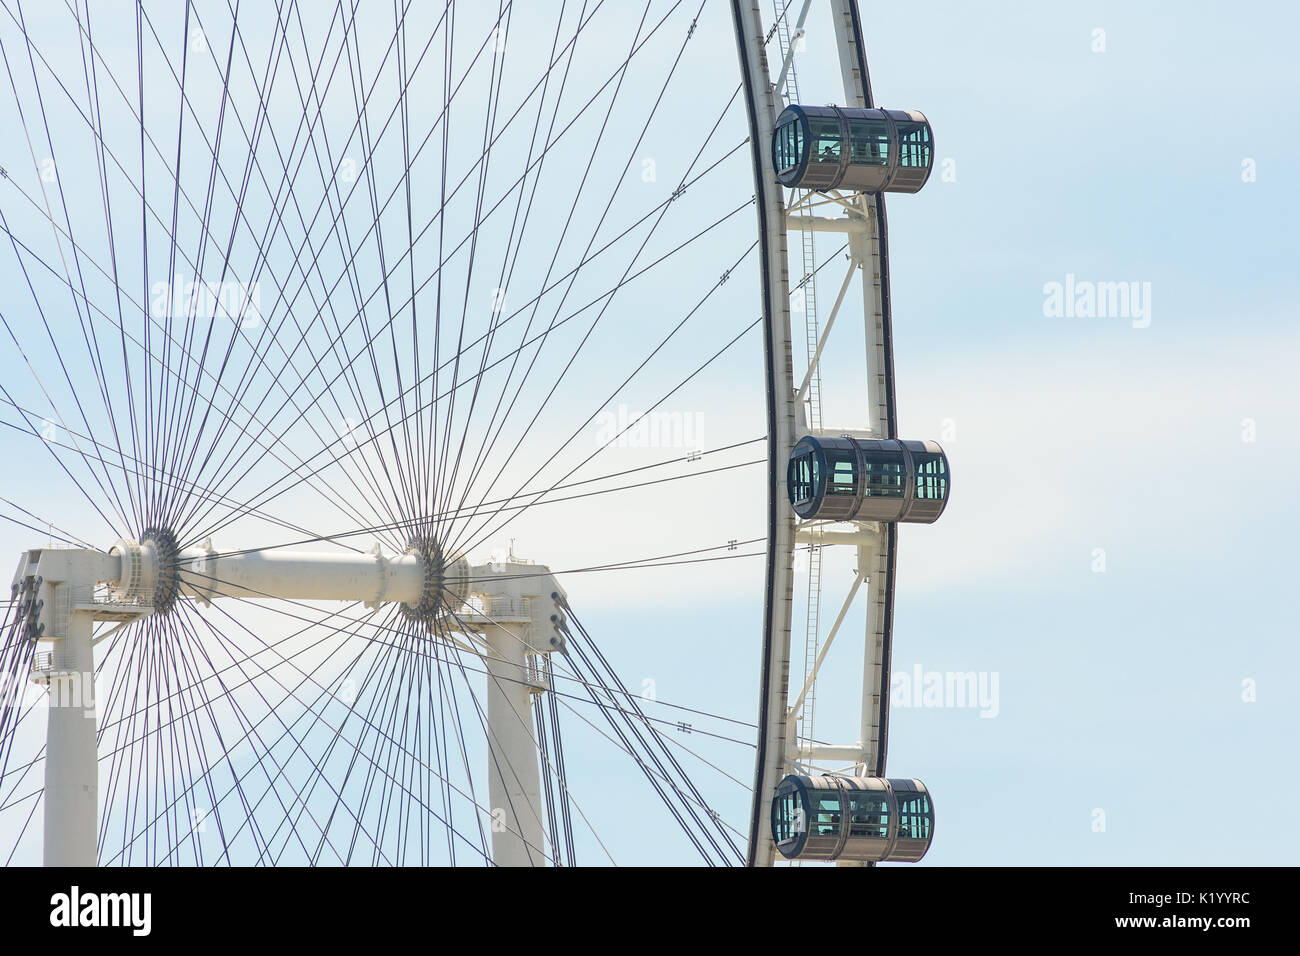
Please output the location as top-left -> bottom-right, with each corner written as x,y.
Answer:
23,548 -> 119,867
482,623 -> 546,867
42,598 -> 97,866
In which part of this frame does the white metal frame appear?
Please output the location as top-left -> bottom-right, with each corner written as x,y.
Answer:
14,542 -> 565,866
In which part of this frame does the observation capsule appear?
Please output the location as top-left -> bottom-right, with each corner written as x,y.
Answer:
787,435 -> 949,523
771,774 -> 934,863
772,105 -> 934,193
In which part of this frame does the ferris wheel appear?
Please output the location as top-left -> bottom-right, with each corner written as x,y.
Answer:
0,0 -> 946,867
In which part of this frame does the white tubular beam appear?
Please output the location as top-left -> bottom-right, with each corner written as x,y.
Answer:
788,568 -> 864,723
787,743 -> 863,764
795,260 -> 857,404
771,0 -> 814,97
483,623 -> 547,867
175,547 -> 425,605
795,524 -> 879,547
786,214 -> 869,235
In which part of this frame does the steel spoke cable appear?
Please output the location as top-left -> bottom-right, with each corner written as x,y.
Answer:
0,357 -> 127,539
434,590 -> 737,863
445,8 -> 729,547
2,0 -> 142,529
430,0 -> 657,527
437,0 -> 698,528
427,0 -> 523,533
1,582 -> 756,797
0,395 -> 762,553
109,603 -> 396,866
0,185 -> 408,547
0,499 -> 98,549
13,0 -> 404,535
204,601 -> 544,866
165,435 -> 763,559
0,187 -> 138,532
5,574 -> 754,868
0,135 -> 748,535
329,0 -> 431,533
180,193 -> 756,548
165,0 -> 509,528
435,602 -> 591,865
552,693 -> 748,831
99,595 -> 549,865
9,0 -> 143,529
1,596 -> 759,814
450,300 -> 761,559
557,609 -> 742,862
561,601 -> 743,855
168,1 -> 699,540
454,236 -> 850,556
419,0 -> 579,544
0,403 -> 383,552
543,657 -> 576,865
172,603 -> 374,865
0,166 -> 405,554
106,602 -> 432,866
557,633 -> 722,863
15,0 -> 403,546
5,0 -> 681,554
172,3 -> 707,546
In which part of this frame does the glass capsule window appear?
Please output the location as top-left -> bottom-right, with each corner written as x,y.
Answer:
808,115 -> 842,167
788,451 -> 816,505
848,116 -> 890,166
913,452 -> 948,501
846,789 -> 890,840
773,789 -> 801,844
896,120 -> 932,169
813,794 -> 842,838
896,791 -> 932,841
862,449 -> 906,498
774,118 -> 802,174
827,448 -> 857,497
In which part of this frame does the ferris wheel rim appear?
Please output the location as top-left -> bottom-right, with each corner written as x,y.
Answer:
733,0 -> 907,867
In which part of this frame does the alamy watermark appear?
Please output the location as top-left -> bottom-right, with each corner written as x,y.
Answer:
2,666 -> 100,717
1042,273 -> 1151,329
891,665 -> 999,718
150,274 -> 262,328
50,886 -> 150,936
594,404 -> 705,450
